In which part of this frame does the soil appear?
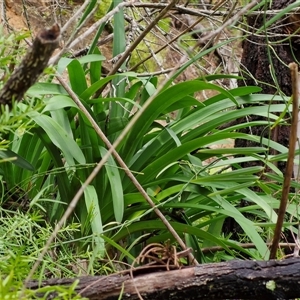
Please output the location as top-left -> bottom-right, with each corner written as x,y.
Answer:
4,1 -> 74,31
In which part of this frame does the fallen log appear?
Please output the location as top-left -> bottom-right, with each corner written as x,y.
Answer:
27,257 -> 300,299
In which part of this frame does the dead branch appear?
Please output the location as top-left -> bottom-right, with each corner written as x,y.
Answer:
0,24 -> 60,107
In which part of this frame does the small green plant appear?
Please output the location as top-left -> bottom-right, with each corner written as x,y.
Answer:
8,52 -> 296,263
1,1 -> 299,298
0,208 -> 90,299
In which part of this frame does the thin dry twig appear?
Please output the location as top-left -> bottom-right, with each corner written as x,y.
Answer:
63,2 -> 98,52
134,241 -> 190,270
77,240 -> 191,297
94,0 -> 177,97
60,0 -> 90,35
48,0 -> 249,68
56,74 -> 196,265
126,2 -> 300,17
195,0 -> 258,47
269,62 -> 299,259
129,0 -> 228,72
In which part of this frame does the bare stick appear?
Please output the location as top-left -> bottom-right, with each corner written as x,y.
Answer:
0,24 -> 60,107
269,62 -> 299,259
63,2 -> 98,53
60,0 -> 90,35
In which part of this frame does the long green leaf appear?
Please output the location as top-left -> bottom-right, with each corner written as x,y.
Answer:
27,83 -> 67,97
99,147 -> 124,222
84,185 -> 104,256
123,80 -> 236,161
31,114 -> 85,165
0,148 -> 34,171
67,60 -> 88,95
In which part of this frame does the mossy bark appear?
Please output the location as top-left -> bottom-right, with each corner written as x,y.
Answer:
0,24 -> 60,108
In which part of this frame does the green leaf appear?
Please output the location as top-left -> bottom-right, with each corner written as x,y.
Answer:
67,60 -> 88,95
138,133 -> 263,184
31,114 -> 85,165
99,117 -> 128,136
84,185 -> 105,256
99,147 -> 124,222
43,95 -> 78,112
112,0 -> 126,101
164,200 -> 267,257
77,54 -> 106,64
57,55 -> 106,75
101,234 -> 135,261
197,147 -> 267,155
198,74 -> 244,82
238,187 -> 277,224
27,83 -> 67,97
77,0 -> 98,27
0,148 -> 34,171
90,47 -> 103,84
123,80 -> 237,160
80,73 -> 137,101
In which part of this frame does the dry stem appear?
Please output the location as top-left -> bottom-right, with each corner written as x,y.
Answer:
269,62 -> 299,259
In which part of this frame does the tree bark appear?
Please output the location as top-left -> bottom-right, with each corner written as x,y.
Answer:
236,0 -> 300,159
223,0 -> 300,239
27,257 -> 300,299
